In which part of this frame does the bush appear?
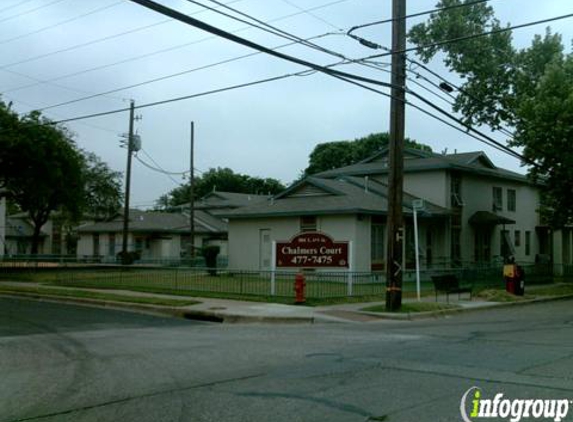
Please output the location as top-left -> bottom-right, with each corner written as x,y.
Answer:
117,250 -> 141,265
201,246 -> 220,276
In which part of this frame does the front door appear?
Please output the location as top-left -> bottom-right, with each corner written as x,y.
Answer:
259,229 -> 271,270
474,228 -> 492,263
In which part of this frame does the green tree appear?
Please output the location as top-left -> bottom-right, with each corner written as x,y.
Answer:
0,105 -> 84,254
0,101 -> 123,253
81,151 -> 123,220
157,167 -> 285,208
408,0 -> 572,226
304,132 -> 431,175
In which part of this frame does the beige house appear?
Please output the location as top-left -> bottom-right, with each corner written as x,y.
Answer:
225,148 -> 545,272
76,192 -> 269,263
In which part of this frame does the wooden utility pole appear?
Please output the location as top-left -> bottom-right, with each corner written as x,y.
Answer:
189,121 -> 195,261
385,0 -> 407,311
121,100 -> 136,264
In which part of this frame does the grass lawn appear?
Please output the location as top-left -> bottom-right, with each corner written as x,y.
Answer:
0,284 -> 200,307
361,301 -> 461,313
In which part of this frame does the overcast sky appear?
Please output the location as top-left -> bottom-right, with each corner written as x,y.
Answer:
1,0 -> 572,208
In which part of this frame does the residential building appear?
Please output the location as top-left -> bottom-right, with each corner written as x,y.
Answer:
76,192 -> 267,263
224,148 -> 544,272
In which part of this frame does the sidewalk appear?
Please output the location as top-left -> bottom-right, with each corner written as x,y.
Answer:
0,281 -> 570,324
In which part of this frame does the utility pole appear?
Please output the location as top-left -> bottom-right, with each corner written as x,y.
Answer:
189,121 -> 195,262
121,100 -> 136,265
385,0 -> 407,312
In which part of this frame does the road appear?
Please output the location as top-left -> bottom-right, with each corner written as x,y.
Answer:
0,297 -> 572,422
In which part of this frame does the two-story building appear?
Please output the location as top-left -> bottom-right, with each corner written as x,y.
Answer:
224,148 -> 544,272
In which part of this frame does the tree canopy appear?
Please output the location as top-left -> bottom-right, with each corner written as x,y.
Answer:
408,0 -> 573,226
0,100 -> 122,253
156,167 -> 285,209
304,132 -> 432,175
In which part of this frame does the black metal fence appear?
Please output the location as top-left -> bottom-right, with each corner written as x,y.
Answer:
0,257 -> 559,300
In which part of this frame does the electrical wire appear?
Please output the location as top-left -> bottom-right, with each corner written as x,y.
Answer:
135,154 -> 183,185
363,11 -> 573,61
0,1 -> 249,68
36,32 -> 336,111
0,0 -> 37,15
347,0 -> 494,34
0,1 -> 124,46
278,0 -> 342,31
0,0 -> 67,24
2,0 -> 352,103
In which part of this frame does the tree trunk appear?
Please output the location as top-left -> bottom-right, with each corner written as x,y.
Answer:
30,221 -> 43,255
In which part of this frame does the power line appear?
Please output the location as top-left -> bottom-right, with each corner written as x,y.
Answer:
128,0 -> 396,89
36,32 -> 335,111
197,0 -> 342,58
347,0 -> 494,35
0,1 -> 124,46
278,0 -> 342,31
0,0 -> 37,15
2,0 -> 351,97
0,0 -> 67,24
126,0 -> 528,163
364,11 -> 573,61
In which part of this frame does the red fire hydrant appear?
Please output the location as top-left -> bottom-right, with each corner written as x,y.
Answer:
294,273 -> 306,304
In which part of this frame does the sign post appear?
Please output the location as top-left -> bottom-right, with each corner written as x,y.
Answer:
271,241 -> 276,296
412,199 -> 424,301
347,241 -> 354,296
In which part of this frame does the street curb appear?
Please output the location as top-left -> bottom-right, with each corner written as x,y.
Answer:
353,293 -> 573,321
0,291 -> 315,324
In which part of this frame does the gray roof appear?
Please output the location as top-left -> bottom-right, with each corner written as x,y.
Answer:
77,209 -> 226,234
222,176 -> 449,219
316,148 -> 532,183
5,217 -> 47,238
174,191 -> 269,212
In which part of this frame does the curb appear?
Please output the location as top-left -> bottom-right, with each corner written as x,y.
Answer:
0,291 -> 315,324
353,293 -> 573,321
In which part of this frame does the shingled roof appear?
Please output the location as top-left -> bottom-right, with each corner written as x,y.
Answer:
316,147 -> 531,183
222,176 -> 449,219
77,209 -> 226,234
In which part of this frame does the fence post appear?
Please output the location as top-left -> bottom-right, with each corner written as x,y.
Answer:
347,241 -> 354,296
271,241 -> 276,296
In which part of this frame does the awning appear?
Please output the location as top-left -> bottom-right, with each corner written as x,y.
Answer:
468,211 -> 516,226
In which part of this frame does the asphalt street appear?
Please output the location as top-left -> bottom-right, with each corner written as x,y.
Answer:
0,297 -> 572,422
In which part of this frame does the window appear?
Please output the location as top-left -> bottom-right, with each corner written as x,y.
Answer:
450,174 -> 463,207
493,187 -> 503,211
93,234 -> 100,257
525,231 -> 531,256
371,224 -> 384,264
514,230 -> 521,247
135,237 -> 143,252
507,189 -> 516,212
108,233 -> 116,256
500,230 -> 514,258
300,216 -> 317,232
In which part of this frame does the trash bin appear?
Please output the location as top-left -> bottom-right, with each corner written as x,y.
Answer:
515,265 -> 525,296
504,264 -> 517,294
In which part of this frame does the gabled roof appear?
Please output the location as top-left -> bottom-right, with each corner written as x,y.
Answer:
316,147 -> 530,183
222,176 -> 449,219
173,191 -> 269,212
77,209 -> 226,234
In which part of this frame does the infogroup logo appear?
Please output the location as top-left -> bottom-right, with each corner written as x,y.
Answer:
460,387 -> 571,422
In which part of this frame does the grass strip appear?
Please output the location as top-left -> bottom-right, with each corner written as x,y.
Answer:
0,284 -> 200,307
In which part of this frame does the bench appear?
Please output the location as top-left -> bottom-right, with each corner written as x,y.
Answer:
431,274 -> 472,303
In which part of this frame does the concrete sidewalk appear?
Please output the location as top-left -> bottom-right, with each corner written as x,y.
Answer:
0,281 -> 570,324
